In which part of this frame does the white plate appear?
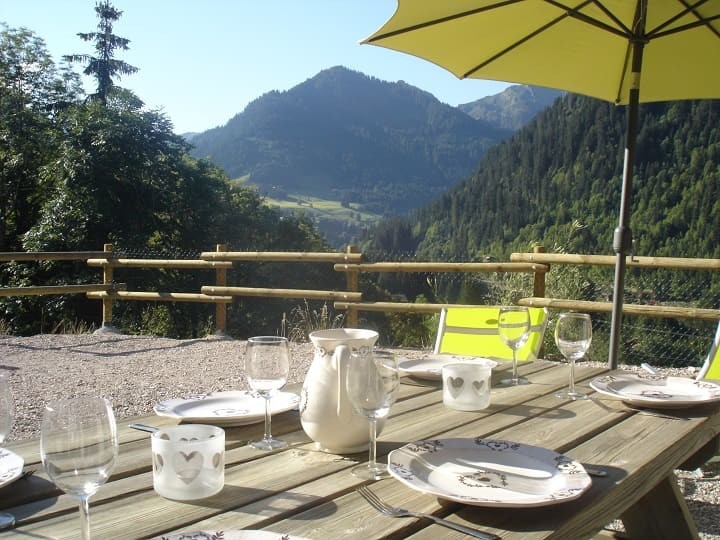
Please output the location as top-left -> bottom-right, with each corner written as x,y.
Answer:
388,438 -> 591,508
398,355 -> 498,380
151,531 -> 310,540
590,374 -> 720,408
154,391 -> 300,426
0,448 -> 24,489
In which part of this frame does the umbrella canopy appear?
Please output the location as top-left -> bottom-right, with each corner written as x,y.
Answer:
362,0 -> 720,368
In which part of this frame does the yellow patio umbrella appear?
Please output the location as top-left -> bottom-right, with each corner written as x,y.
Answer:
362,0 -> 720,368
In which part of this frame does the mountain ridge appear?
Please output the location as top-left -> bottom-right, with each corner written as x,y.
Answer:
188,67 -> 557,245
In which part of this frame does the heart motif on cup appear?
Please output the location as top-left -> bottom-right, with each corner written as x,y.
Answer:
447,376 -> 465,398
173,451 -> 203,484
473,380 -> 486,394
154,452 -> 164,472
212,451 -> 223,469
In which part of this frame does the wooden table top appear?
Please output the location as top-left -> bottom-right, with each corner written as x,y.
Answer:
2,360 -> 718,539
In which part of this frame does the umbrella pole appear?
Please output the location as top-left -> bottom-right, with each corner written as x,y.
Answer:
609,21 -> 646,369
609,94 -> 638,368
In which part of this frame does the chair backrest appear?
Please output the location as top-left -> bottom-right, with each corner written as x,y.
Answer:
433,306 -> 549,361
697,321 -> 720,381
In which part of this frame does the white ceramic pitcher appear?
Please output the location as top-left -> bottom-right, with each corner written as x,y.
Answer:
300,328 -> 381,453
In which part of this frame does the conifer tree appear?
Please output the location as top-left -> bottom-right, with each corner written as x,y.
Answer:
63,0 -> 138,105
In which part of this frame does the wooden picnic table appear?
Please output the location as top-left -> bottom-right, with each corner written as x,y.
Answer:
2,360 -> 718,539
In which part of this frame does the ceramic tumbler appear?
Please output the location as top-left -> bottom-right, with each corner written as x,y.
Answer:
442,361 -> 492,411
151,424 -> 225,500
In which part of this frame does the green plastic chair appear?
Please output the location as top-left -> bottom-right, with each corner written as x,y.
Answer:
697,321 -> 720,381
433,306 -> 549,361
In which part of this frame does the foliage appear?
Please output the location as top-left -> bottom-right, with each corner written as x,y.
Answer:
371,95 -> 720,263
281,300 -> 345,343
62,1 -> 138,105
0,24 -> 81,252
0,22 -> 338,337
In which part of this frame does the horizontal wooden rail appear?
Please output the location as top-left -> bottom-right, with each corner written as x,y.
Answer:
517,297 -> 720,321
0,251 -> 107,262
511,252 -> 720,270
201,286 -> 361,302
87,259 -> 233,269
0,283 -> 126,297
333,262 -> 548,273
334,301 -> 482,314
87,291 -> 233,303
200,251 -> 363,263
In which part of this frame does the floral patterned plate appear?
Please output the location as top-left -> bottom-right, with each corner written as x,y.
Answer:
151,531 -> 310,540
0,448 -> 24,489
154,391 -> 300,426
398,355 -> 498,380
387,438 -> 591,507
590,374 -> 720,408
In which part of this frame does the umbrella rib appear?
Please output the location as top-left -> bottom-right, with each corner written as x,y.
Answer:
647,0 -> 720,40
545,0 -> 632,37
464,0 -> 629,79
362,0 -> 524,43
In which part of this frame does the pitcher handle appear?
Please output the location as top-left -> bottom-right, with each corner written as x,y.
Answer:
332,344 -> 351,417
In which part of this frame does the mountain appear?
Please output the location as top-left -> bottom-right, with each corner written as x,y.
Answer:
459,85 -> 563,130
189,66 -> 511,218
366,95 -> 720,263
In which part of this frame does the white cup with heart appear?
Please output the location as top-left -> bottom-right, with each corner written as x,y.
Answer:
442,361 -> 493,411
151,424 -> 225,500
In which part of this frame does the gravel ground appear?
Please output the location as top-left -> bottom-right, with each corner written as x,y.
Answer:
1,332 -> 717,538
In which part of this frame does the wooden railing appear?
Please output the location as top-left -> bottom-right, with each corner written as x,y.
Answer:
1,245 -> 718,335
510,252 -> 720,321
0,250 -> 126,298
332,259 -> 550,326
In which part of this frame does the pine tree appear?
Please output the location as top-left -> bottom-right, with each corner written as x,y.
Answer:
63,0 -> 138,105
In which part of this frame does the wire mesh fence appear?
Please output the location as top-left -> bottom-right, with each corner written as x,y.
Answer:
362,250 -> 720,369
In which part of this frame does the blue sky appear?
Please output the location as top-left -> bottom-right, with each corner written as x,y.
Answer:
2,1 -> 512,134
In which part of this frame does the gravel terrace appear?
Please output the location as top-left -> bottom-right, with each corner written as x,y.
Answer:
1,332 -> 718,539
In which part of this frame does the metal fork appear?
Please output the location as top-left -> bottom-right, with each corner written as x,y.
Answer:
357,485 -> 501,540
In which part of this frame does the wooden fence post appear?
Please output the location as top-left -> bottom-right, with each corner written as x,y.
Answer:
533,245 -> 547,298
345,244 -> 360,328
215,243 -> 228,335
532,245 -> 547,358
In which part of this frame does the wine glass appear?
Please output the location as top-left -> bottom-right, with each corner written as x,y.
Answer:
40,397 -> 118,540
498,306 -> 531,386
245,336 -> 291,451
0,374 -> 16,529
554,312 -> 592,400
346,349 -> 399,479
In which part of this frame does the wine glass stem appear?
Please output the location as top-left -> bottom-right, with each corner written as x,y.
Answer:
512,349 -> 519,382
263,396 -> 272,441
368,417 -> 378,469
79,496 -> 91,540
568,359 -> 576,393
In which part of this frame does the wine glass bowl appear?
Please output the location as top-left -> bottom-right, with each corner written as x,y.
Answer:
245,336 -> 291,451
554,312 -> 592,400
40,397 -> 118,540
498,306 -> 531,386
346,349 -> 399,479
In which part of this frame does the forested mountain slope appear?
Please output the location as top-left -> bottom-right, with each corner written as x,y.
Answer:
367,95 -> 720,262
189,66 -> 511,215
